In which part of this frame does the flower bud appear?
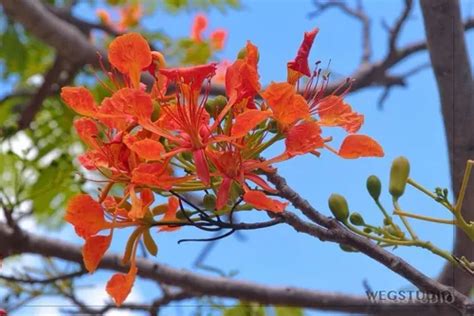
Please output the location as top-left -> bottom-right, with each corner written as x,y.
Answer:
339,244 -> 358,252
349,212 -> 365,226
366,175 -> 381,201
389,156 -> 410,199
328,194 -> 349,222
205,96 -> 227,116
203,194 -> 216,211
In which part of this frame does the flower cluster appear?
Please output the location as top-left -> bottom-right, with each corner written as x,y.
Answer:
61,29 -> 383,305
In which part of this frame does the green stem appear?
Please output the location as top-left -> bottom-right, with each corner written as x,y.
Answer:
393,210 -> 456,225
393,199 -> 419,240
407,178 -> 453,212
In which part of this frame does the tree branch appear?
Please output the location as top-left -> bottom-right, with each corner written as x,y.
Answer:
420,0 -> 474,296
0,222 -> 464,314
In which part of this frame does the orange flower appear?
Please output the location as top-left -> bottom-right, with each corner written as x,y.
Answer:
108,33 -> 152,88
65,194 -> 110,239
338,134 -> 384,159
191,14 -> 208,42
243,190 -> 287,213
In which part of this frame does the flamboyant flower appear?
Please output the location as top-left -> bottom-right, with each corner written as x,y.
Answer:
61,27 -> 386,308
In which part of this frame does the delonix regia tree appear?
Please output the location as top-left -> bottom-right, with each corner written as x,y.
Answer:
0,0 -> 473,315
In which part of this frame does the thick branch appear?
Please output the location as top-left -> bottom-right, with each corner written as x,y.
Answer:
420,0 -> 474,295
0,222 -> 460,314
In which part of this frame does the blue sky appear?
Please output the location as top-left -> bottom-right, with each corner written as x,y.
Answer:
5,0 -> 474,315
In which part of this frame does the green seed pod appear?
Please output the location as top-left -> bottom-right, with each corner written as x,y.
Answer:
349,212 -> 365,226
151,101 -> 161,121
328,194 -> 349,222
205,96 -> 227,116
339,244 -> 358,252
363,227 -> 373,234
203,194 -> 216,211
366,175 -> 382,201
389,156 -> 410,199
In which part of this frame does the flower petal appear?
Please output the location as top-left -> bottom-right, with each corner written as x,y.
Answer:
317,95 -> 364,133
216,177 -> 233,210
61,87 -> 97,117
261,82 -> 310,129
124,134 -> 165,161
74,118 -> 99,148
231,110 -> 271,138
287,28 -> 319,83
338,134 -> 384,159
285,121 -> 323,156
160,197 -> 181,232
243,190 -> 287,213
106,263 -> 137,306
225,41 -> 261,107
108,33 -> 152,88
193,149 -> 210,186
65,194 -> 109,239
82,235 -> 112,273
